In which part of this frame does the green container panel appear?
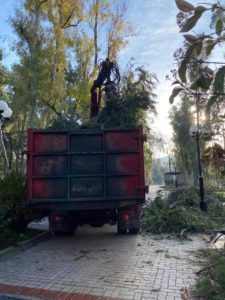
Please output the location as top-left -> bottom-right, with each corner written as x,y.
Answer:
33,133 -> 68,153
70,177 -> 104,198
70,134 -> 103,152
33,178 -> 68,199
106,153 -> 139,174
33,156 -> 68,176
70,154 -> 103,174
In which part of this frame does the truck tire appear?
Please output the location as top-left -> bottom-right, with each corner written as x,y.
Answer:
117,223 -> 127,234
129,227 -> 139,234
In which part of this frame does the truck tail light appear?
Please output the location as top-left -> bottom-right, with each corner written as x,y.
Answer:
124,214 -> 129,221
52,215 -> 61,222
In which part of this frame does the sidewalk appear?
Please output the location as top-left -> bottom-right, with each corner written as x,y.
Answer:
0,225 -> 207,300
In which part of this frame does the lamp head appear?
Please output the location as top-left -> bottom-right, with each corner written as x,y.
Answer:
2,107 -> 12,119
189,124 -> 198,138
0,100 -> 8,115
0,100 -> 12,120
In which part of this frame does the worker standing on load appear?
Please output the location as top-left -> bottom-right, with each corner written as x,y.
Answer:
90,58 -> 120,118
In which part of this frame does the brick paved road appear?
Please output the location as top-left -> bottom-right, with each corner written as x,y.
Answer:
0,225 -> 207,300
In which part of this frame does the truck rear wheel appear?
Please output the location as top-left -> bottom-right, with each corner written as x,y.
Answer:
129,227 -> 139,234
117,223 -> 127,234
49,214 -> 75,235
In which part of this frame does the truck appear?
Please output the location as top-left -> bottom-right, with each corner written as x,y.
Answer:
27,126 -> 148,234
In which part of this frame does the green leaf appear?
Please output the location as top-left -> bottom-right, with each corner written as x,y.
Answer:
180,11 -> 204,32
216,19 -> 223,35
207,95 -> 219,110
190,82 -> 198,90
186,43 -> 199,58
206,42 -> 216,56
195,42 -> 203,56
195,6 -> 208,13
195,75 -> 211,90
169,87 -> 183,104
178,60 -> 187,83
213,66 -> 225,93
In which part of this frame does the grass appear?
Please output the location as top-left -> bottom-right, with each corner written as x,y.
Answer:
0,227 -> 43,251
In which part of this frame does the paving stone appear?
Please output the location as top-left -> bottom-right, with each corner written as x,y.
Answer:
0,225 -> 207,300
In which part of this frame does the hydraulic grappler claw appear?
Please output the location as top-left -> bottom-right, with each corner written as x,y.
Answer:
90,58 -> 120,118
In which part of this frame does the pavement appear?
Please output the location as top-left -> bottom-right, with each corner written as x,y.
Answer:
0,224 -> 207,300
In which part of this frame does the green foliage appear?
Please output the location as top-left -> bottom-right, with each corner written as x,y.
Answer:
169,96 -> 197,183
95,66 -> 157,128
151,159 -> 166,185
141,188 -> 225,234
213,66 -> 225,93
1,0 -> 135,176
0,174 -> 39,233
193,249 -> 225,300
144,144 -> 153,184
180,7 -> 207,32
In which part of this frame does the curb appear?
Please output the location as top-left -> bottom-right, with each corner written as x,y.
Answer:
0,293 -> 42,300
18,231 -> 51,251
0,231 -> 51,261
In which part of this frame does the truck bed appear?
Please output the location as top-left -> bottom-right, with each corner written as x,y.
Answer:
27,127 -> 146,210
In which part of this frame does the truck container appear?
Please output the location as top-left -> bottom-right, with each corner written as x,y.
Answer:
27,127 -> 148,234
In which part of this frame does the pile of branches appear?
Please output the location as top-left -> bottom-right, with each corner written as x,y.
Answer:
193,248 -> 225,299
141,188 -> 225,235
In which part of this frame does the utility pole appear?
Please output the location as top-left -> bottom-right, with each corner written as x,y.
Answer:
195,93 -> 207,212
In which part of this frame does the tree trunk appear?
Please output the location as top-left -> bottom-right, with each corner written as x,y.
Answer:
0,126 -> 9,174
94,0 -> 99,66
29,4 -> 41,128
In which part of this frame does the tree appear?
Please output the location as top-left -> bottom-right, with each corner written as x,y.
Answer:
95,65 -> 157,128
1,0 -> 157,178
169,0 -> 225,176
169,95 -> 198,184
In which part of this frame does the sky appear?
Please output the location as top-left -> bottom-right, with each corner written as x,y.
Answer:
0,0 -> 221,156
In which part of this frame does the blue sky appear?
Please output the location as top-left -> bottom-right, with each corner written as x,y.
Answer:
120,0 -> 183,142
0,0 -> 222,154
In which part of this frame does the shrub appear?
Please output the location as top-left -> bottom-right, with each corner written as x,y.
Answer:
0,173 -> 38,233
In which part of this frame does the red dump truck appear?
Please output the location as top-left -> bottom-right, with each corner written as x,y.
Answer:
27,126 -> 148,234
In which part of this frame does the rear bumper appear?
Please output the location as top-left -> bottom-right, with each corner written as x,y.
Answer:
29,198 -> 145,211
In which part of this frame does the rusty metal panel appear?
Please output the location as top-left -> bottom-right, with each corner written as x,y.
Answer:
33,178 -> 67,199
70,154 -> 103,174
33,156 -> 67,176
105,131 -> 139,151
106,176 -> 140,196
27,127 -> 146,205
106,153 -> 139,174
70,177 -> 103,198
33,133 -> 68,153
70,134 -> 103,152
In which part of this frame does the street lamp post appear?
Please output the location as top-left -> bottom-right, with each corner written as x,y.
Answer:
190,94 -> 207,212
0,100 -> 12,172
